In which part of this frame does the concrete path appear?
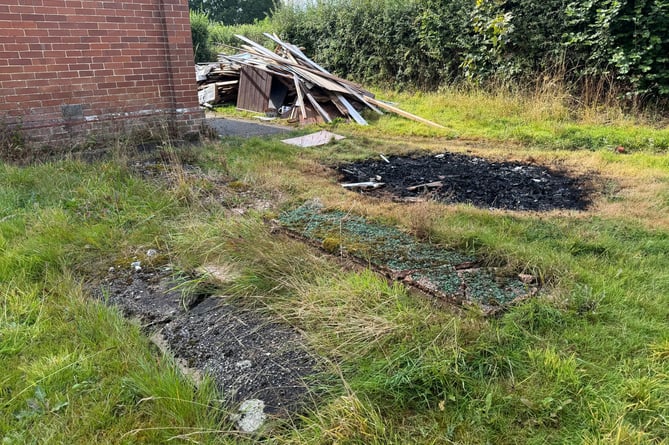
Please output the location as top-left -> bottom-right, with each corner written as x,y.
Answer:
205,116 -> 294,138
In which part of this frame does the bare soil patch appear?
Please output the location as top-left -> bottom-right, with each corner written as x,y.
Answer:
96,266 -> 317,415
338,152 -> 593,211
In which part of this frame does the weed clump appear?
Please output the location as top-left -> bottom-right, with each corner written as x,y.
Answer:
0,121 -> 27,162
321,236 -> 341,254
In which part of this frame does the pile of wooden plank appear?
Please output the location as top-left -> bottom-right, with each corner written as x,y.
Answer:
195,54 -> 246,109
196,34 -> 444,128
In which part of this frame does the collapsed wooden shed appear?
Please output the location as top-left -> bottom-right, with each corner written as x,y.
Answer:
197,34 -> 445,128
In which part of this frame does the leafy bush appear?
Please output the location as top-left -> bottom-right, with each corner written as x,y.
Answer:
190,11 -> 216,62
416,0 -> 472,85
459,0 -> 570,84
273,0 -> 466,89
208,18 -> 277,54
460,0 -> 516,83
268,0 -> 669,103
564,0 -> 669,98
503,0 -> 570,77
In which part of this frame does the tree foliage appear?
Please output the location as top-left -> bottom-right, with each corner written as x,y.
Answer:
189,0 -> 277,25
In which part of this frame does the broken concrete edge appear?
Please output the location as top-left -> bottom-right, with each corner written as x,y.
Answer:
149,331 -> 205,386
269,219 -> 539,317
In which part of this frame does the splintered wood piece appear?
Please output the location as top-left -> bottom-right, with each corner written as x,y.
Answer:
406,181 -> 443,191
341,182 -> 385,189
363,96 -> 446,129
337,94 -> 367,125
303,89 -> 332,123
292,73 -> 307,120
326,93 -> 367,125
328,93 -> 348,115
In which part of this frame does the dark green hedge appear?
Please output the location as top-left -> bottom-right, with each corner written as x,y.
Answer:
269,0 -> 669,100
190,11 -> 216,63
272,0 -> 464,89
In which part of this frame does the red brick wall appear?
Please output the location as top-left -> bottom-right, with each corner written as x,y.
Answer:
0,0 -> 203,147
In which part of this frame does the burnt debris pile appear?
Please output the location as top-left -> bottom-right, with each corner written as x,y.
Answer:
338,152 -> 591,211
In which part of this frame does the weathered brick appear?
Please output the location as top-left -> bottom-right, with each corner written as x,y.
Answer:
1,0 -> 202,146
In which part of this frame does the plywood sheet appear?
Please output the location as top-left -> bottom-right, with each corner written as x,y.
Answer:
237,66 -> 272,113
281,130 -> 345,148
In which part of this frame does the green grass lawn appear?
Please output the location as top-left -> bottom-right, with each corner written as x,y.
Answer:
355,89 -> 669,153
2,95 -> 669,444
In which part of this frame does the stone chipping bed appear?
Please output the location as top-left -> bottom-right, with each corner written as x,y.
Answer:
278,202 -> 539,314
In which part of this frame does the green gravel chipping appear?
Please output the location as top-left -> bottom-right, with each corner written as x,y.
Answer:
279,203 -> 534,310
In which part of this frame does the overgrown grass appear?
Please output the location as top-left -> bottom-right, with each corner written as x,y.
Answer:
174,135 -> 669,442
208,18 -> 277,55
0,158 -> 244,443
348,88 -> 669,152
3,92 -> 669,444
209,83 -> 669,152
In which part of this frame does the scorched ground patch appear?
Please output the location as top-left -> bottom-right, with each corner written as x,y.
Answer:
338,152 -> 592,211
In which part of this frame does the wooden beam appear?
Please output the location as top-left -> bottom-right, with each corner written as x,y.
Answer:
406,181 -> 443,191
363,96 -> 446,129
303,87 -> 332,123
263,33 -> 382,116
292,73 -> 307,120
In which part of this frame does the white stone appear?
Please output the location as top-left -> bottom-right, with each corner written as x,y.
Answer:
233,399 -> 266,433
235,360 -> 252,370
